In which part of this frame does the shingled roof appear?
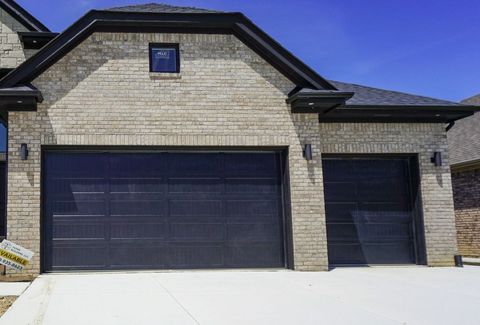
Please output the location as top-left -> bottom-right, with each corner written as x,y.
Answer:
107,3 -> 222,14
448,94 -> 480,167
330,80 -> 465,107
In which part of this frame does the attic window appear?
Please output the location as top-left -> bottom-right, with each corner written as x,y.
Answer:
149,43 -> 180,73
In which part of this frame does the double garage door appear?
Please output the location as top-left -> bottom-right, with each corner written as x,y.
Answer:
43,151 -> 287,272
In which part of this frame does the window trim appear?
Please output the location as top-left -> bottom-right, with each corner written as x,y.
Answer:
149,43 -> 180,73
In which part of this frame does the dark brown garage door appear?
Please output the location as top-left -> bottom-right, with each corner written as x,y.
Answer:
322,156 -> 425,266
43,151 -> 287,271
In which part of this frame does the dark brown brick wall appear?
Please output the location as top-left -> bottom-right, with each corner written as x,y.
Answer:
452,167 -> 480,257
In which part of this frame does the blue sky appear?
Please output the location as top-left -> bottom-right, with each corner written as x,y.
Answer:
15,0 -> 480,102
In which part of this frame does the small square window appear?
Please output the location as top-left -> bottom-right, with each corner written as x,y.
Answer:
149,43 -> 180,73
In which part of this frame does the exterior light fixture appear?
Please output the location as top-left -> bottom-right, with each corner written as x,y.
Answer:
430,152 -> 442,166
303,144 -> 313,161
20,143 -> 28,160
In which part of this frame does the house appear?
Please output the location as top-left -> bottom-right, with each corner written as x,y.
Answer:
448,95 -> 480,258
0,1 -> 478,278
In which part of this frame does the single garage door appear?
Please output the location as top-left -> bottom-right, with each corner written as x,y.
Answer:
322,156 -> 425,266
43,151 -> 287,271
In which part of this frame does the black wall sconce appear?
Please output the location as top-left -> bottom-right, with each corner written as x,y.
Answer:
303,144 -> 313,161
20,143 -> 28,160
430,151 -> 442,167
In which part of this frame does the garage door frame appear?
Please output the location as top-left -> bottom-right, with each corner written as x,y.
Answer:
40,146 -> 294,272
322,154 -> 427,266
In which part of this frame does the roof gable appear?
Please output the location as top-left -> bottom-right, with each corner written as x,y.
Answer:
0,0 -> 49,32
0,9 -> 335,90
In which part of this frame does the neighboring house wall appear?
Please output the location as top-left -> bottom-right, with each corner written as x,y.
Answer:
6,32 -> 458,276
0,7 -> 28,68
448,96 -> 480,258
452,168 -> 480,257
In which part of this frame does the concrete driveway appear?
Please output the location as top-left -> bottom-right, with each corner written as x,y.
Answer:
1,267 -> 479,325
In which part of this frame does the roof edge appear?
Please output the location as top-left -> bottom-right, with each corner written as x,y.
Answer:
0,0 -> 50,32
451,158 -> 480,172
343,104 -> 480,110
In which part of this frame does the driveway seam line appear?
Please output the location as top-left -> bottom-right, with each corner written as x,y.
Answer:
155,278 -> 201,325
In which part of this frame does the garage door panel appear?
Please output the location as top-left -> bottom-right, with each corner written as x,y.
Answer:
224,153 -> 277,177
323,157 -> 417,265
226,244 -> 283,267
322,159 -> 355,182
323,182 -> 356,202
170,223 -> 225,241
109,199 -> 166,216
110,221 -> 167,239
168,153 -> 221,176
169,200 -> 222,217
325,203 -> 358,222
225,200 -> 278,217
227,223 -> 281,243
328,242 -> 415,265
359,202 -> 410,213
357,180 -> 408,202
354,160 -> 406,178
109,154 -> 166,177
110,178 -> 164,193
52,221 -> 106,240
46,153 -> 107,176
44,151 -> 286,271
50,200 -> 106,216
109,244 -> 168,268
48,178 -> 106,196
327,223 -> 413,242
50,244 -> 108,269
169,245 -> 224,268
225,178 -> 278,194
355,208 -> 412,223
168,178 -> 222,193
49,192 -> 106,204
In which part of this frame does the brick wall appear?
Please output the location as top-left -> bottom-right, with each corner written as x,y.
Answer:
452,168 -> 480,257
5,32 -> 457,276
0,8 -> 29,68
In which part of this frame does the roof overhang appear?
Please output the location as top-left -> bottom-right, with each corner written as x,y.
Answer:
0,10 -> 336,91
450,158 -> 480,172
0,85 -> 43,124
18,31 -> 59,49
287,88 -> 354,113
316,105 -> 480,123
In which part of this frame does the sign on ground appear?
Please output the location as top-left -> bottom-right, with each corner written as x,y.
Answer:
0,239 -> 34,271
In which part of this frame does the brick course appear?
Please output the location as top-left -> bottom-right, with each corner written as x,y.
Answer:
452,168 -> 480,257
5,32 -> 458,276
